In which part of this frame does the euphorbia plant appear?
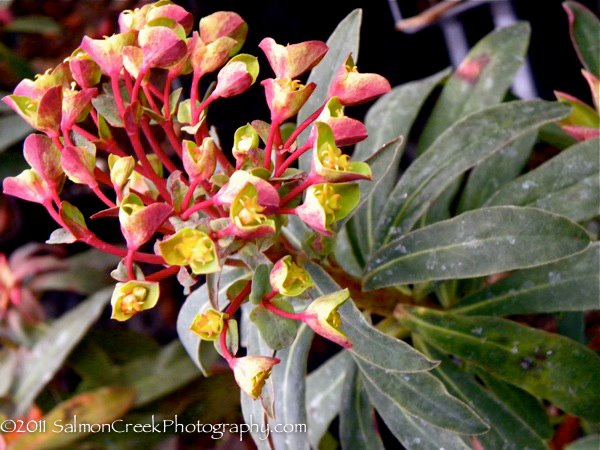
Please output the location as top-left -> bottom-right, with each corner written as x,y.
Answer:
3,1 -> 600,449
2,0 -> 390,401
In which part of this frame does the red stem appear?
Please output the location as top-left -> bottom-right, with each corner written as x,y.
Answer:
72,124 -> 98,143
142,83 -> 161,115
141,119 -> 177,173
146,265 -> 179,282
111,75 -> 126,118
192,95 -> 215,124
281,177 -> 314,206
163,122 -> 183,157
284,101 -> 327,149
190,71 -> 202,119
181,180 -> 199,212
163,73 -> 174,121
219,321 -> 235,364
225,282 -> 252,316
125,249 -> 135,280
275,142 -> 312,177
262,297 -> 312,321
132,72 -> 145,104
181,198 -> 215,220
92,185 -> 116,208
264,120 -> 280,170
43,201 -> 164,265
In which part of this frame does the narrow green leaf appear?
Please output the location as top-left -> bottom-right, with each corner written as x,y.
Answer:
418,23 -> 531,153
12,287 -> 112,416
306,351 -> 353,449
453,243 -> 600,316
250,298 -> 299,350
271,325 -> 313,450
375,101 -> 571,246
557,311 -> 587,343
355,357 -> 488,434
486,138 -> 600,223
365,206 -> 591,290
564,1 -> 600,76
297,9 -> 362,171
348,69 -> 450,262
474,368 -> 553,440
566,435 -> 600,450
305,262 -> 437,373
414,337 -> 549,450
458,131 -> 537,212
398,306 -> 600,421
339,363 -> 385,450
361,374 -> 471,450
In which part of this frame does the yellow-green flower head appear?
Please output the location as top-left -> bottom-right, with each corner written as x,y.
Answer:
190,308 -> 228,341
158,228 -> 220,275
295,182 -> 360,236
229,183 -> 276,238
269,255 -> 313,296
111,280 -> 160,322
232,355 -> 280,399
304,289 -> 351,348
233,123 -> 260,157
311,122 -> 371,182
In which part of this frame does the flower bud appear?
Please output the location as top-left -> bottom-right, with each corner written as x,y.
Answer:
190,33 -> 238,75
231,355 -> 280,399
158,228 -> 220,275
200,11 -> 247,55
119,194 -> 172,250
22,134 -> 64,190
3,169 -> 51,204
262,78 -> 315,123
213,54 -> 259,98
182,138 -> 216,182
61,86 -> 97,130
296,183 -> 360,235
269,255 -> 313,296
80,31 -> 137,76
259,37 -> 327,79
138,25 -> 188,71
190,308 -> 228,341
110,280 -> 160,321
328,55 -> 391,106
61,144 -> 97,187
68,49 -> 102,88
304,289 -> 351,348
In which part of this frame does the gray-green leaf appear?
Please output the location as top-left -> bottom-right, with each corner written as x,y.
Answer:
398,306 -> 600,422
453,242 -> 600,316
364,206 -> 591,290
375,101 -> 570,246
414,338 -> 548,450
486,138 -> 600,223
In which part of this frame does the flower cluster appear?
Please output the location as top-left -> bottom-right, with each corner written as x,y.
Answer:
2,1 -> 390,399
